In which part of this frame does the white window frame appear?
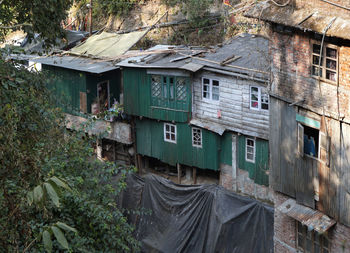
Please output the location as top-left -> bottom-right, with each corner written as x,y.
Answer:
245,138 -> 255,163
202,77 -> 220,101
192,127 -> 202,148
164,123 -> 177,144
250,86 -> 269,111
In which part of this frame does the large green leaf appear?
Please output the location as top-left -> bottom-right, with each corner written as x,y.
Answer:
56,222 -> 78,233
33,185 -> 43,203
42,230 -> 52,253
51,226 -> 69,249
49,176 -> 71,191
44,182 -> 59,207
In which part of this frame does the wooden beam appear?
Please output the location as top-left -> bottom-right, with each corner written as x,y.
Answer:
193,167 -> 197,185
177,163 -> 182,184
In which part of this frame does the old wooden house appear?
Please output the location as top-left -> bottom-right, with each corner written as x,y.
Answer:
118,34 -> 271,199
246,0 -> 350,252
31,31 -> 150,163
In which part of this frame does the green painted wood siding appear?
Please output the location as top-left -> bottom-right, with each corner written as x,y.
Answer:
238,135 -> 269,186
220,132 -> 233,166
136,118 -> 220,171
123,68 -> 191,122
44,65 -> 121,115
44,65 -> 86,115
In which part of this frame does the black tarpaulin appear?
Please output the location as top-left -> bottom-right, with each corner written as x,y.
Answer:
119,174 -> 274,253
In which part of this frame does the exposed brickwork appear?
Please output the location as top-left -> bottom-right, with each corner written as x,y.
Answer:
220,165 -> 274,203
274,192 -> 350,253
270,29 -> 350,119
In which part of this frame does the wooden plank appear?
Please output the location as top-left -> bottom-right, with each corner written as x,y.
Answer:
280,101 -> 296,197
79,92 -> 87,113
270,98 -> 282,192
177,163 -> 182,184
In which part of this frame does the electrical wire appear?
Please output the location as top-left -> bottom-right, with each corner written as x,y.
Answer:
319,0 -> 350,11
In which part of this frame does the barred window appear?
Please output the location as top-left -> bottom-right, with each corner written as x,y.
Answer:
297,222 -> 330,253
192,127 -> 202,148
176,77 -> 187,101
151,75 -> 162,97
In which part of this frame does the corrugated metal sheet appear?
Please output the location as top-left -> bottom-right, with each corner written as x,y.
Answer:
123,68 -> 191,123
278,199 -> 336,233
245,1 -> 350,40
190,118 -> 226,135
34,55 -> 118,74
238,135 -> 269,186
136,118 -> 220,171
70,31 -> 148,58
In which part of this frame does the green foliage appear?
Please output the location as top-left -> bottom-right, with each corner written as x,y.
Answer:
161,0 -> 214,27
76,0 -> 136,17
0,57 -> 140,252
0,0 -> 73,46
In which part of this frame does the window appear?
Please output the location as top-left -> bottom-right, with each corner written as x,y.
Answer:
202,78 -> 220,101
250,86 -> 268,110
297,222 -> 330,253
298,123 -> 319,158
246,138 -> 255,163
312,43 -> 338,82
152,75 -> 187,102
164,123 -> 176,143
151,75 -> 162,97
192,128 -> 202,148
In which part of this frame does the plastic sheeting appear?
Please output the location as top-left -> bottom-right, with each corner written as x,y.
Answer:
119,174 -> 274,253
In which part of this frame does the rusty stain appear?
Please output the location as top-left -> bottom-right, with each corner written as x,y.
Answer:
278,199 -> 336,234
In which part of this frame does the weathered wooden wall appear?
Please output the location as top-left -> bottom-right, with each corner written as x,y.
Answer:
192,71 -> 269,140
271,97 -> 350,225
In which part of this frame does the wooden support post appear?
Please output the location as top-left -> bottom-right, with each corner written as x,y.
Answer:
96,138 -> 103,161
177,163 -> 181,184
137,154 -> 143,175
193,167 -> 197,185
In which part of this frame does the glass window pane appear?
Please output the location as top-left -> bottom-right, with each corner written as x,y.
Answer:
251,87 -> 259,94
313,44 -> 321,54
313,55 -> 320,65
262,103 -> 269,110
166,133 -> 170,139
203,78 -> 210,84
247,139 -> 254,147
326,70 -> 336,81
312,66 -> 323,77
326,47 -> 337,59
163,82 -> 168,98
213,80 -> 219,87
326,59 -> 336,70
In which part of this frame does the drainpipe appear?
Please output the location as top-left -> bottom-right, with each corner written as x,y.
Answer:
317,17 -> 336,136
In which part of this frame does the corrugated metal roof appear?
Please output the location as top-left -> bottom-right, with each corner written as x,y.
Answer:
190,118 -> 226,135
117,34 -> 269,79
70,30 -> 148,59
278,199 -> 336,233
32,55 -> 118,74
245,1 -> 350,40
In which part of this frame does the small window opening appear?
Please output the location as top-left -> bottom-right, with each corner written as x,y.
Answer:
97,81 -> 109,113
303,125 -> 319,158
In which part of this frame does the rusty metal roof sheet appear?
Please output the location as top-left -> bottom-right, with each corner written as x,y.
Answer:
278,199 -> 336,234
245,1 -> 350,40
190,118 -> 226,135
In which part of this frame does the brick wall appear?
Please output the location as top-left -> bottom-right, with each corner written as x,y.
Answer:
270,29 -> 350,119
220,165 -> 274,203
274,192 -> 350,253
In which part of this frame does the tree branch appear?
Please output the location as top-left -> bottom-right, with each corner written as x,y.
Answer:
0,23 -> 32,29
